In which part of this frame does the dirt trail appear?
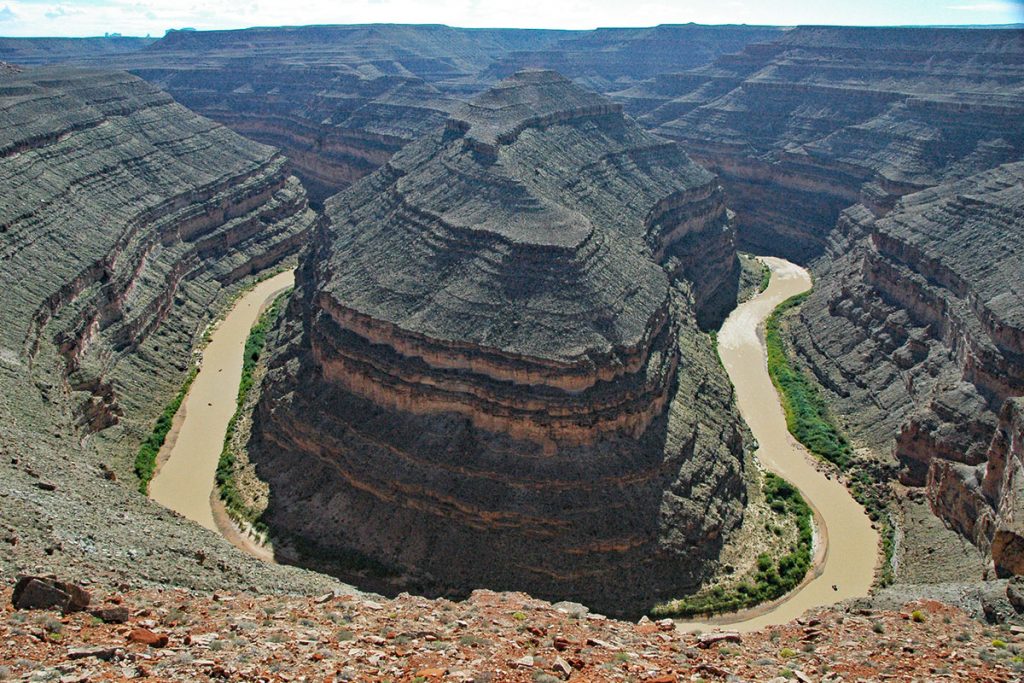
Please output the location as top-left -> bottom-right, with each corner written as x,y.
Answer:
678,256 -> 878,632
149,271 -> 295,531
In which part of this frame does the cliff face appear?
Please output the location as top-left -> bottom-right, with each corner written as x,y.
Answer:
628,26 -> 1024,260
785,163 -> 1024,568
0,25 -> 779,205
0,65 -> 326,593
252,71 -> 746,615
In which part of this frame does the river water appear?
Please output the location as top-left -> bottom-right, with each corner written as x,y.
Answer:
149,259 -> 877,629
149,270 -> 295,531
676,256 -> 878,631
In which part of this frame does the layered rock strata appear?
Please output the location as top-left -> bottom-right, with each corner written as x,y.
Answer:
0,25 -> 780,204
252,71 -> 746,615
786,163 -> 1024,568
627,26 -> 1024,260
0,66 -> 327,594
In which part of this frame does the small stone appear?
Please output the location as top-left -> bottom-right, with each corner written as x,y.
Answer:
553,635 -> 571,651
12,576 -> 91,613
552,656 -> 573,677
552,601 -> 589,618
35,481 -> 57,491
415,668 -> 446,678
513,655 -> 534,668
696,631 -> 741,648
90,605 -> 130,624
67,645 -> 122,660
128,627 -> 169,648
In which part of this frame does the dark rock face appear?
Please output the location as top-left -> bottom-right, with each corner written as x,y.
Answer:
252,71 -> 746,615
785,163 -> 1024,568
12,576 -> 91,613
628,26 -> 1024,260
0,66 -> 334,596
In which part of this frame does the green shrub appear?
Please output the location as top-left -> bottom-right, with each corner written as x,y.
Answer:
650,472 -> 812,618
216,288 -> 292,528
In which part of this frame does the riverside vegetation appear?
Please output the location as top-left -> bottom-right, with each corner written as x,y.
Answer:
651,473 -> 813,618
133,367 -> 198,494
766,290 -> 895,586
215,288 -> 292,534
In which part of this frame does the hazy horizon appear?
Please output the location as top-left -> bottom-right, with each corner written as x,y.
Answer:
0,0 -> 1021,39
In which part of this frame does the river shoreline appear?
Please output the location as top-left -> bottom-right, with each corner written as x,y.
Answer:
675,257 -> 878,632
148,270 -> 295,532
148,259 -> 876,630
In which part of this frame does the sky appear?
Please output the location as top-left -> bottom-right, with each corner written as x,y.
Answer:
0,0 -> 1021,37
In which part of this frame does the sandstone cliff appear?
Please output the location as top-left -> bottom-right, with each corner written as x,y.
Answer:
0,66 -> 330,594
252,71 -> 746,615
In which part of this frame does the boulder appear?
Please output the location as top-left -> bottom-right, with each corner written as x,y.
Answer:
12,576 -> 91,613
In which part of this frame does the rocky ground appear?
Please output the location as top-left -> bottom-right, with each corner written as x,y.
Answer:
3,581 -> 1022,682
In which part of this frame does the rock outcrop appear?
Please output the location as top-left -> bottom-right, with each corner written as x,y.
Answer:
621,24 -> 1024,574
627,26 -> 1024,260
252,71 -> 746,615
0,66 -> 332,595
785,163 -> 1024,568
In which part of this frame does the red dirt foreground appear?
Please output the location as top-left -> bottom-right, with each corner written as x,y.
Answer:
1,587 -> 1021,682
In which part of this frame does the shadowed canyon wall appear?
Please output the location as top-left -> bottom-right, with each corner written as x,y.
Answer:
251,71 -> 747,615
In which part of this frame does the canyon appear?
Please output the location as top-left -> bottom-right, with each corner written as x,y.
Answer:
0,63 -> 333,596
249,70 -> 748,616
0,21 -> 1022,679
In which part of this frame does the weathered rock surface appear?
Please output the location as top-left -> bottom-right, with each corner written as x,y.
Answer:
252,71 -> 747,615
786,163 -> 1024,570
0,25 -> 780,204
0,66 -> 339,596
628,26 -> 1024,260
3,586 -> 1016,682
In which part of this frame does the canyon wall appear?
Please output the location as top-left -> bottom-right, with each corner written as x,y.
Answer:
618,25 -> 1024,572
0,65 -> 327,593
786,163 -> 1023,569
0,25 -> 780,204
251,71 -> 747,615
626,26 -> 1024,260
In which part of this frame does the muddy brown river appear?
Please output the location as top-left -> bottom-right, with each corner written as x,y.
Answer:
150,259 -> 877,628
676,256 -> 878,631
149,270 -> 295,531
